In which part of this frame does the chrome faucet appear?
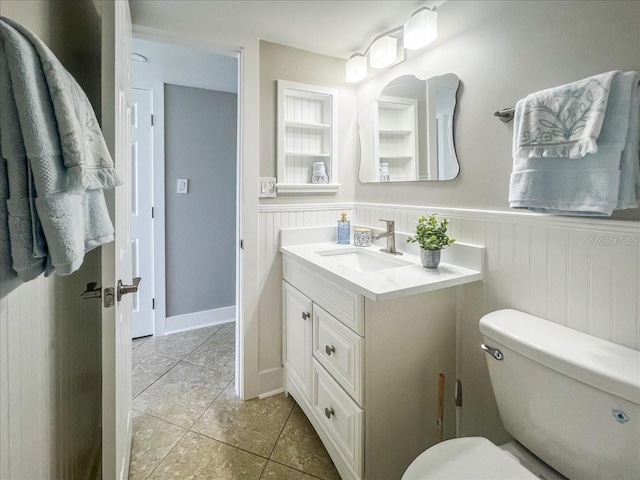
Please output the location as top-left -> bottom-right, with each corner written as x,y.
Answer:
374,219 -> 402,255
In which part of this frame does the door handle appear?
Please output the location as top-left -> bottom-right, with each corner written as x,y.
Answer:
117,277 -> 141,301
81,282 -> 102,300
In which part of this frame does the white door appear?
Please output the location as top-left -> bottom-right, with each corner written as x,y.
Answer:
131,88 -> 155,338
101,1 -> 133,479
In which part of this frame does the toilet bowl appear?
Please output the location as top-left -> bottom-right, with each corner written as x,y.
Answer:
402,437 -> 567,480
402,309 -> 640,480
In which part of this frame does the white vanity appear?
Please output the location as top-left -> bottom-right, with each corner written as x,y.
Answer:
280,227 -> 483,480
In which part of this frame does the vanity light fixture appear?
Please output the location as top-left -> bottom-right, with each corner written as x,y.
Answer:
345,5 -> 438,83
369,35 -> 398,69
404,7 -> 438,50
346,53 -> 368,83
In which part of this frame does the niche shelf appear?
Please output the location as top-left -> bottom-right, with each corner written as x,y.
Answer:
277,80 -> 339,194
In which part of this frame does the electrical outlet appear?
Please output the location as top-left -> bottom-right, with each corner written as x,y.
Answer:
259,177 -> 277,198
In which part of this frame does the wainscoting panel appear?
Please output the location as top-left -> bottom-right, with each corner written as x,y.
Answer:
257,203 -> 355,394
0,250 -> 102,479
257,201 -> 639,439
355,203 -> 640,350
355,203 -> 639,442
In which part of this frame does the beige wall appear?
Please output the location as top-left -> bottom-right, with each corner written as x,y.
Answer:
355,0 -> 640,221
0,1 -> 103,478
259,40 -> 357,204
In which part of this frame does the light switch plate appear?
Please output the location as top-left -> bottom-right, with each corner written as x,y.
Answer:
177,178 -> 189,194
259,177 -> 277,198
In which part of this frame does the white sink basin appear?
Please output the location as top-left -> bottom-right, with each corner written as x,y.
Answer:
314,247 -> 412,272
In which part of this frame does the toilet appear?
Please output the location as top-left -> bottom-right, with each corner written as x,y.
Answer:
403,309 -> 640,480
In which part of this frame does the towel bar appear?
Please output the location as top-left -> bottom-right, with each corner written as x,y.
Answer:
493,107 -> 515,122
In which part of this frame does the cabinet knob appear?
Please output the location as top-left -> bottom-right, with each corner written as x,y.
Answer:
325,407 -> 335,419
325,345 -> 336,355
302,311 -> 311,320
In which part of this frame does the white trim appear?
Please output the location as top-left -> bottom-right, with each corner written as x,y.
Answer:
356,202 -> 640,234
276,183 -> 340,195
258,202 -> 356,213
257,367 -> 284,396
165,306 -> 236,335
258,387 -> 285,400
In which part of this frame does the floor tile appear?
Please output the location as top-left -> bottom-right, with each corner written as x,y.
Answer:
128,410 -> 186,480
271,405 -> 340,480
192,383 -> 294,457
132,335 -> 152,350
260,461 -> 320,480
211,322 -> 235,344
149,431 -> 267,480
132,348 -> 180,398
138,325 -> 222,359
132,360 -> 233,428
183,334 -> 235,377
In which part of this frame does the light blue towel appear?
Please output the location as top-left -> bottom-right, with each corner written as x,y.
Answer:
515,71 -> 617,159
0,17 -> 121,276
509,72 -> 640,216
0,41 -> 47,281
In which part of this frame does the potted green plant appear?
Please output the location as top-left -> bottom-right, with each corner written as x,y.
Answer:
407,215 -> 455,268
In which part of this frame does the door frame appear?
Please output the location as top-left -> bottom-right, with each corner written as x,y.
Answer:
131,25 -> 248,397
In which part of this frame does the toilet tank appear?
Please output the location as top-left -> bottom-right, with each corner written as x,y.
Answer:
480,309 -> 640,480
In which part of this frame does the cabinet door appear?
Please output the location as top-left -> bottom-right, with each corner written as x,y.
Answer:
283,281 -> 313,399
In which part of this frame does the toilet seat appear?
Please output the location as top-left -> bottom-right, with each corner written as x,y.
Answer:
401,437 -> 539,480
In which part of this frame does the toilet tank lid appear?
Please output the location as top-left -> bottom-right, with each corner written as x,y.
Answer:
480,309 -> 640,404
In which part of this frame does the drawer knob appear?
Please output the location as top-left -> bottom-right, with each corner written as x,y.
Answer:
302,312 -> 311,320
325,407 -> 335,419
325,345 -> 336,355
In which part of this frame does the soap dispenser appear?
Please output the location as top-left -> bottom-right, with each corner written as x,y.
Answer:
337,213 -> 350,244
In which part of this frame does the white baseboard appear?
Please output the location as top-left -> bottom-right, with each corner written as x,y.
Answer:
165,305 -> 236,335
258,387 -> 285,399
257,367 -> 283,396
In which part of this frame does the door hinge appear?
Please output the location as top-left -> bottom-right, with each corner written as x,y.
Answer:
152,298 -> 155,310
240,239 -> 244,249
150,114 -> 154,126
151,207 -> 154,219
455,379 -> 463,407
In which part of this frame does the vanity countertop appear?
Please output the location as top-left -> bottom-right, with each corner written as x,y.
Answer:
280,242 -> 483,302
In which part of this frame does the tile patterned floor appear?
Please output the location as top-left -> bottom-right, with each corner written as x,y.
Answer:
129,323 -> 341,480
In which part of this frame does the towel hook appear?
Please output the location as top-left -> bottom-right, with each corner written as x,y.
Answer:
493,107 -> 515,123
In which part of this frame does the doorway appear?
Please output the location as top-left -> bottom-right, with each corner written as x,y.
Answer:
128,36 -> 241,386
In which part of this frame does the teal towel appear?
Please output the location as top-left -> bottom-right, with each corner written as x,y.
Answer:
510,72 -> 640,216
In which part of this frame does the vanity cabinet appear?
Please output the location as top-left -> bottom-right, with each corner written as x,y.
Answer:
282,255 -> 458,480
276,80 -> 339,194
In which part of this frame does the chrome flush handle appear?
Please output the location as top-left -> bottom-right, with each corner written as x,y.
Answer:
481,344 -> 504,361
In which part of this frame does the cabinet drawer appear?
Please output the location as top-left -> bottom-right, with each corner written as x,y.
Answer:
284,256 -> 364,335
312,359 -> 364,477
313,305 -> 364,405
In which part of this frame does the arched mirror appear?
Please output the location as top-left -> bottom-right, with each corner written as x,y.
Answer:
358,73 -> 460,183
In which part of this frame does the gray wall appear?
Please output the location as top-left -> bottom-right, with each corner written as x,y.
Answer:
356,0 -> 640,221
165,84 -> 237,317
